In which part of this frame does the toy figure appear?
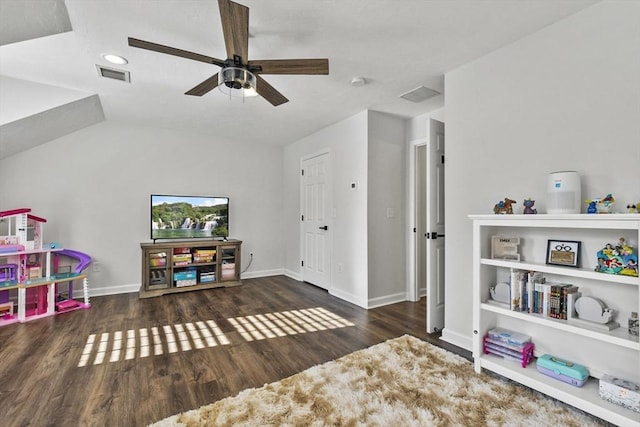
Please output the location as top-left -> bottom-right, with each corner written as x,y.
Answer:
627,204 -> 638,213
597,194 -> 615,213
587,194 -> 615,214
522,198 -> 537,214
493,198 -> 516,214
623,259 -> 639,276
595,237 -> 638,277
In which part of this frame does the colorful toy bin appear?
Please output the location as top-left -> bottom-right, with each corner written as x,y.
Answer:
595,238 -> 638,277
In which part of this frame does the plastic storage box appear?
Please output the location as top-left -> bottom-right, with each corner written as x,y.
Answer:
173,270 -> 196,281
599,375 -> 640,413
536,354 -> 589,387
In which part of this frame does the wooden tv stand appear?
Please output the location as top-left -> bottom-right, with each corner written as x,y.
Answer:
140,239 -> 241,298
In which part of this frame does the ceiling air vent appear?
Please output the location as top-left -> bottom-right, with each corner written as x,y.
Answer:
96,65 -> 130,83
399,86 -> 439,103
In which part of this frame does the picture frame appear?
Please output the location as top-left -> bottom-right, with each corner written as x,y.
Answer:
546,240 -> 581,267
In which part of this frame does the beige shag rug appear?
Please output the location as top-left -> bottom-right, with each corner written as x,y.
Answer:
150,335 -> 605,426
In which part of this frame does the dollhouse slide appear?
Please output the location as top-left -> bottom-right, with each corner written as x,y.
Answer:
58,249 -> 92,274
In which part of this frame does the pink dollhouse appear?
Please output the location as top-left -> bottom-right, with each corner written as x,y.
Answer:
0,208 -> 92,326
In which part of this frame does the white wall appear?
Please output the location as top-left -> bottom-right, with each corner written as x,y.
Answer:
283,110 -> 406,308
406,108 -> 444,142
0,120 -> 285,295
283,111 -> 369,306
442,0 -> 640,349
368,111 -> 406,304
0,76 -> 92,125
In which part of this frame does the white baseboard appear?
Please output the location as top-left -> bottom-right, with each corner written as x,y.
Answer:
88,283 -> 140,297
283,269 -> 301,281
367,292 -> 407,308
85,269 -> 289,298
440,328 -> 472,351
329,288 -> 367,309
241,268 -> 284,279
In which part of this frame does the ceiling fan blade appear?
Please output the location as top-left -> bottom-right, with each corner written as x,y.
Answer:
218,0 -> 249,64
128,37 -> 226,67
185,73 -> 221,96
249,59 -> 329,75
256,75 -> 288,106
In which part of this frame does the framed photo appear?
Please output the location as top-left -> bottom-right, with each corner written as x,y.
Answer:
546,240 -> 581,267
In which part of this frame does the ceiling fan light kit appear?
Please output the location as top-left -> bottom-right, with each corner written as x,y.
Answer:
127,0 -> 329,106
218,67 -> 258,98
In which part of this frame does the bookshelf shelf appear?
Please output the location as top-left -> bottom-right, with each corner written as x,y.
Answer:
471,214 -> 640,427
478,354 -> 640,427
480,258 -> 639,286
480,302 -> 639,350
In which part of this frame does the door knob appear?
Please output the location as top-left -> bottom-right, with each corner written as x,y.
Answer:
319,225 -> 328,230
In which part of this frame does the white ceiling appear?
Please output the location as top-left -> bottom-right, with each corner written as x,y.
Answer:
0,0 -> 599,155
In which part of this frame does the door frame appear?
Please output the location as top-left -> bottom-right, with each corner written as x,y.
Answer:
299,148 -> 332,290
407,138 -> 427,302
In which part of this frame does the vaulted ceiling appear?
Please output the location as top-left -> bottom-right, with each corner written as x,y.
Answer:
0,0 -> 598,159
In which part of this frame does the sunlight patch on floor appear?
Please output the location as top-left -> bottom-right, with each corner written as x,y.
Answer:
228,307 -> 355,342
77,319 -> 230,367
77,307 -> 354,367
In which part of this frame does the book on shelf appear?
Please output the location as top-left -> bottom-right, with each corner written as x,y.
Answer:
540,282 -> 552,317
560,285 -> 579,320
500,269 -> 583,318
528,271 -> 544,314
548,283 -> 562,319
509,269 -> 522,311
548,283 -> 579,319
508,269 -> 547,313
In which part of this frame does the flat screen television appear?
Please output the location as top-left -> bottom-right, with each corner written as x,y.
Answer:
151,194 -> 229,241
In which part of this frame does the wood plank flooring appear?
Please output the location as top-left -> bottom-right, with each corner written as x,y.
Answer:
0,275 -> 467,427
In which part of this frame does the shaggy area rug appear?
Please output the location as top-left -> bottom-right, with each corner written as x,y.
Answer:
150,335 -> 606,426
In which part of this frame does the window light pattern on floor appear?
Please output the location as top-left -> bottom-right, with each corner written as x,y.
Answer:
77,308 -> 354,367
77,320 -> 229,367
229,307 -> 354,341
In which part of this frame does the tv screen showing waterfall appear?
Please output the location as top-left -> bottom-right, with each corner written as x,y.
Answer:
150,194 -> 229,240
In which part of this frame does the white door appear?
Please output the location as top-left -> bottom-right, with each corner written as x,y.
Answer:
301,152 -> 331,289
415,145 -> 427,299
426,119 -> 445,333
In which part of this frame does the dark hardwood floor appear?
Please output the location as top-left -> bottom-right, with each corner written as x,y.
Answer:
0,276 -> 467,427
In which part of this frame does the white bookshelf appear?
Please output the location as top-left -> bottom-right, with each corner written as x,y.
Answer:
470,214 -> 640,427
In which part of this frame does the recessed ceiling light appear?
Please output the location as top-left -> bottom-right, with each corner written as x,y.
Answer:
101,53 -> 128,65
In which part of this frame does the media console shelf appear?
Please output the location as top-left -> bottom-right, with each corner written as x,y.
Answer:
470,214 -> 640,427
140,239 -> 241,298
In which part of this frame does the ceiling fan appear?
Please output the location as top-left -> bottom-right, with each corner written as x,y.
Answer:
128,0 -> 329,106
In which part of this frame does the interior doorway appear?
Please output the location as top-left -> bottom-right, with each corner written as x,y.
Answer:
300,151 -> 332,290
411,119 -> 445,333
